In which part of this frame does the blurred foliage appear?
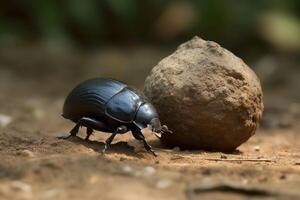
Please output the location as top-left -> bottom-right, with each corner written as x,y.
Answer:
0,0 -> 299,53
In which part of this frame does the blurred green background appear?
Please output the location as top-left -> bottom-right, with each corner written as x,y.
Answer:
1,0 -> 300,55
0,0 -> 300,129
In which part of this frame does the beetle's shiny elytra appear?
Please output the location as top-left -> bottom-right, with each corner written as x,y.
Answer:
61,78 -> 171,156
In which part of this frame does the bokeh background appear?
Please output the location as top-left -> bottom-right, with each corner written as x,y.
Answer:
0,0 -> 300,129
1,1 -> 300,53
0,2 -> 300,199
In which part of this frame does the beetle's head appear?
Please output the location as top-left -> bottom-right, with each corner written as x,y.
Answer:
148,119 -> 172,138
135,103 -> 172,138
135,103 -> 159,129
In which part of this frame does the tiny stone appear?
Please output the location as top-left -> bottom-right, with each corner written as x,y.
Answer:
258,176 -> 268,182
254,146 -> 260,152
122,165 -> 133,174
156,179 -> 173,189
279,174 -> 287,180
17,150 -> 35,158
220,155 -> 227,159
10,181 -> 32,193
119,157 -> 126,161
241,179 -> 249,184
33,108 -> 45,120
202,168 -> 212,175
42,189 -> 60,199
89,175 -> 99,184
257,156 -> 264,159
142,166 -> 156,176
0,114 -> 12,127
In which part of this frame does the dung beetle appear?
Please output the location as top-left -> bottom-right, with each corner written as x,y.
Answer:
61,78 -> 171,156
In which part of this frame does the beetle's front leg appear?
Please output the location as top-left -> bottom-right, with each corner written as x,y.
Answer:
132,130 -> 157,156
102,125 -> 127,153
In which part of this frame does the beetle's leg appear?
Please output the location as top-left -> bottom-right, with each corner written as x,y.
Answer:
102,132 -> 117,153
132,130 -> 157,156
142,140 -> 157,156
78,117 -> 110,139
85,127 -> 93,140
59,117 -> 109,140
58,123 -> 80,139
102,125 -> 127,153
70,123 -> 80,136
78,117 -> 110,132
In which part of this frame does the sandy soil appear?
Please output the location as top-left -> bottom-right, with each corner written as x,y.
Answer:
0,45 -> 299,200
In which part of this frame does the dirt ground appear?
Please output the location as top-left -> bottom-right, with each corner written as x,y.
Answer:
0,45 -> 299,200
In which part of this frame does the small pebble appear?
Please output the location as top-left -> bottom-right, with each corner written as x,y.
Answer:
89,175 -> 99,184
0,114 -> 12,127
254,146 -> 260,152
119,157 -> 126,161
122,165 -> 133,174
156,179 -> 173,189
10,181 -> 32,193
24,98 -> 45,120
202,168 -> 212,176
142,166 -> 156,176
257,156 -> 264,159
33,108 -> 45,120
17,150 -> 35,158
41,189 -> 60,199
279,174 -> 287,180
220,155 -> 227,159
258,176 -> 268,182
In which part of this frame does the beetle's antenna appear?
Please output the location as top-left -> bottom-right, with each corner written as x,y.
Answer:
161,125 -> 173,134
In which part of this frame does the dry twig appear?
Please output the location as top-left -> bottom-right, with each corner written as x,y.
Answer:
204,158 -> 273,162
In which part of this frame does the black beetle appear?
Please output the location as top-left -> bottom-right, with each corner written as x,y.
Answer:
61,78 -> 171,156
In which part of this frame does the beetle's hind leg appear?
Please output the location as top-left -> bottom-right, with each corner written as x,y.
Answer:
58,123 -> 80,139
59,117 -> 108,140
70,123 -> 80,136
85,127 -> 93,140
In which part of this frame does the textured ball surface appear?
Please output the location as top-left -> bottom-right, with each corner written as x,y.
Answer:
144,36 -> 264,151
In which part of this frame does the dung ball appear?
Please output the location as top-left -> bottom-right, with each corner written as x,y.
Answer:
144,36 -> 263,151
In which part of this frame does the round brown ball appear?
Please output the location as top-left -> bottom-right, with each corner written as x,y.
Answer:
144,36 -> 264,151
